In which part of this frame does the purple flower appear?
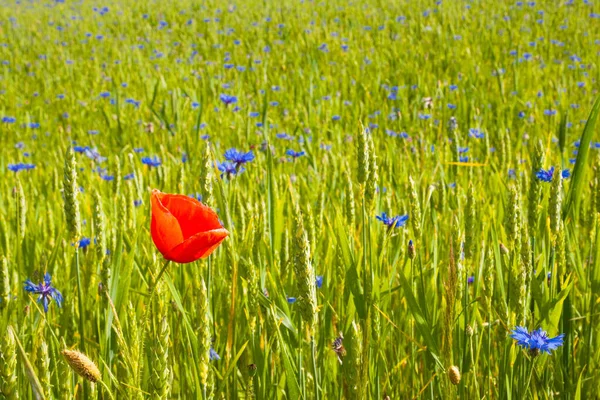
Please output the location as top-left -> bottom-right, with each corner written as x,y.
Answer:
286,149 -> 305,159
217,161 -> 241,178
536,166 -> 555,182
24,273 -> 63,313
78,237 -> 91,249
316,275 -> 323,288
376,212 -> 409,229
141,156 -> 161,167
510,326 -> 564,355
219,93 -> 238,105
224,148 -> 255,169
8,163 -> 36,172
209,347 -> 220,361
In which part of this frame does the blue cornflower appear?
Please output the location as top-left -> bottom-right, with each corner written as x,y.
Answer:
2,116 -> 16,123
376,212 -> 409,229
24,273 -> 63,313
561,169 -> 571,179
316,275 -> 323,288
536,166 -> 555,182
219,93 -> 238,105
286,296 -> 297,304
332,115 -> 341,121
224,148 -> 255,169
84,148 -> 107,163
8,163 -> 36,172
276,133 -> 293,140
217,161 -> 241,178
124,173 -> 135,180
209,347 -> 220,361
286,149 -> 305,159
101,175 -> 114,181
510,326 -> 564,355
74,145 -> 90,153
467,275 -> 475,284
79,237 -> 91,249
142,156 -> 162,167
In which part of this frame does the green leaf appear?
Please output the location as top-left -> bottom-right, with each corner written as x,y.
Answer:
9,326 -> 46,400
539,277 -> 573,336
563,95 -> 600,219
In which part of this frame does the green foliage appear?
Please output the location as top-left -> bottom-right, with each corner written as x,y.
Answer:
1,0 -> 599,398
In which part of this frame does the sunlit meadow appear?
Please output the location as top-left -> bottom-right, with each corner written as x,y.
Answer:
1,0 -> 600,398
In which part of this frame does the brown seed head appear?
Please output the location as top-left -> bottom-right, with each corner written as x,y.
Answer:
448,365 -> 461,385
61,349 -> 101,383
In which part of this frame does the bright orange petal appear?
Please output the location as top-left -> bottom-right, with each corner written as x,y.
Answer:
151,189 -> 184,256
166,228 -> 229,263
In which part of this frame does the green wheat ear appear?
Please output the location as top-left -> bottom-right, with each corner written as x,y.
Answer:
549,169 -> 563,242
0,256 -> 9,309
528,140 -> 545,233
63,146 -> 81,241
356,128 -> 370,187
197,277 -> 212,391
292,204 -> 317,333
0,327 -> 19,399
343,321 -> 364,400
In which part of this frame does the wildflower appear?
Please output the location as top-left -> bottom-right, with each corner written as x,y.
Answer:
467,275 -> 475,284
536,166 -> 555,182
8,163 -> 36,172
376,212 -> 409,229
510,326 -> 564,355
286,296 -> 297,304
408,240 -> 416,259
276,133 -> 293,140
286,149 -> 305,159
142,156 -> 162,167
150,189 -> 229,263
219,93 -> 238,105
78,237 -> 91,249
23,273 -> 63,313
84,148 -> 107,163
217,161 -> 241,178
536,167 -> 570,182
224,148 -> 255,169
316,275 -> 323,288
209,347 -> 220,361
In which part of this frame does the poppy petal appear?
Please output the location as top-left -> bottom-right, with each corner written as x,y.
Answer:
166,228 -> 229,263
151,190 -> 185,255
155,192 -> 223,239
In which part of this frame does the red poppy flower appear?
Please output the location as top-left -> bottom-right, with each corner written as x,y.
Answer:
151,189 -> 229,263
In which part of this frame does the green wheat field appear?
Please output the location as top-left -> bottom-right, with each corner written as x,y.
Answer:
1,0 -> 600,398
